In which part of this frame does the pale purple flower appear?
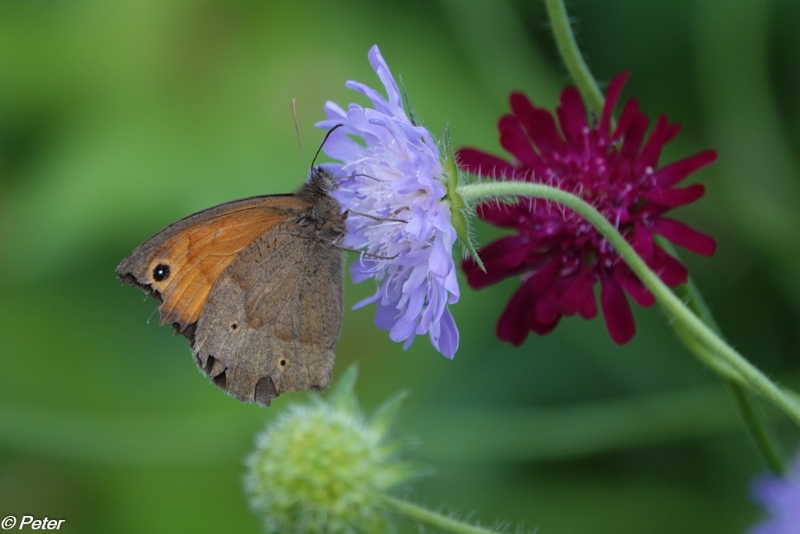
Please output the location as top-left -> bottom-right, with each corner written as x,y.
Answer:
750,452 -> 800,534
316,45 -> 460,358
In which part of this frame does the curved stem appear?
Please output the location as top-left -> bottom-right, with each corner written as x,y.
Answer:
458,181 -> 800,427
544,0 -> 786,474
729,384 -> 787,474
383,496 -> 501,534
544,0 -> 604,115
661,241 -> 786,473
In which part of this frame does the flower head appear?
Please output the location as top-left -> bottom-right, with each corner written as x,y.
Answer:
749,452 -> 800,534
317,45 -> 460,358
244,366 -> 420,534
459,73 -> 717,345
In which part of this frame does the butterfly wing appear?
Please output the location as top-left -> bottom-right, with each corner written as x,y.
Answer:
117,193 -> 345,405
192,223 -> 344,405
116,194 -> 307,334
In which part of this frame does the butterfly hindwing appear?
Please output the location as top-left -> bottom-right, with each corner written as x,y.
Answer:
192,223 -> 344,404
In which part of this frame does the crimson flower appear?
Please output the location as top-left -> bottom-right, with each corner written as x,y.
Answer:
459,73 -> 717,345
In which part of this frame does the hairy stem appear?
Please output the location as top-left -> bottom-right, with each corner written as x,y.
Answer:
662,242 -> 785,473
383,496 -> 501,534
544,0 -> 604,115
458,181 -> 800,427
543,0 -> 786,474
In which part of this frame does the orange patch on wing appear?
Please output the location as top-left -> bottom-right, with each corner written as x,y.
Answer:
145,204 -> 299,329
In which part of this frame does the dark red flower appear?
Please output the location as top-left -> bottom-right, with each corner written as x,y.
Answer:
459,73 -> 717,346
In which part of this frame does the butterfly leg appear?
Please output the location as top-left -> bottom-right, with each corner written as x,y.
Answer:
343,209 -> 407,223
331,232 -> 397,260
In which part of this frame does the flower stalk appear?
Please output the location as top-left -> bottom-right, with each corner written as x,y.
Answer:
458,181 -> 800,427
383,496 -> 500,534
542,0 -> 787,473
544,0 -> 604,116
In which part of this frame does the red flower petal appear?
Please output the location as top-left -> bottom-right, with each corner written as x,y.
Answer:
600,277 -> 636,344
457,148 -> 520,180
528,306 -> 561,335
651,150 -> 718,188
499,115 -> 542,168
643,184 -> 705,207
463,236 -> 536,289
579,290 -> 598,319
558,269 -> 597,316
650,217 -> 716,256
652,245 -> 689,286
599,72 -> 630,137
612,99 -> 640,142
476,201 -> 530,227
615,265 -> 656,307
510,92 -> 567,157
636,115 -> 671,173
531,258 -> 562,292
631,224 -> 656,266
534,285 -> 561,326
497,278 -> 538,346
620,113 -> 649,161
556,87 -> 588,148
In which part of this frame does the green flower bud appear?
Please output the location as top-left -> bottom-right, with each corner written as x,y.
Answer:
244,367 -> 422,534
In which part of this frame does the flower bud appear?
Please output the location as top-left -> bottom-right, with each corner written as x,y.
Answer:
244,367 -> 422,534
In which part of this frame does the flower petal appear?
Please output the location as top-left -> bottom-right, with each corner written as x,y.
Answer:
497,278 -> 537,346
556,86 -> 588,148
558,269 -> 597,316
651,217 -> 717,256
456,148 -> 520,180
651,150 -> 718,187
652,245 -> 689,286
510,92 -> 567,157
615,265 -> 656,307
433,309 -> 459,359
499,115 -> 542,168
599,72 -> 629,137
475,201 -> 530,227
620,113 -> 649,161
635,115 -> 671,173
600,277 -> 636,344
612,98 -> 640,142
643,184 -> 705,207
534,285 -> 561,327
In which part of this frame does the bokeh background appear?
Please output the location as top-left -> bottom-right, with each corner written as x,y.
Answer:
2,0 -> 800,532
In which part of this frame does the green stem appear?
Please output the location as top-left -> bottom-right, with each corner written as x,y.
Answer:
544,0 -> 787,474
458,181 -> 800,427
661,242 -> 786,473
729,383 -> 786,474
544,0 -> 604,115
383,496 -> 500,534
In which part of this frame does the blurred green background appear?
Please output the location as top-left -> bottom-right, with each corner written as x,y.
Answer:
2,0 -> 800,532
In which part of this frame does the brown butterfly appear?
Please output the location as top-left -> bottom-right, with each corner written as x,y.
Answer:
117,167 -> 345,406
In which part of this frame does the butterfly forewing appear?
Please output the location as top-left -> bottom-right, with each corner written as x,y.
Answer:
116,195 -> 306,333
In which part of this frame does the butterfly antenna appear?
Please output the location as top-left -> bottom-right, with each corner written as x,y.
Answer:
311,123 -> 344,169
292,99 -> 310,174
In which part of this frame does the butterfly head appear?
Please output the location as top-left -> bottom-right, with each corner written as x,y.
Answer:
309,166 -> 337,193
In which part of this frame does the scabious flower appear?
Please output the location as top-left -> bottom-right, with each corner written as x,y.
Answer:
749,452 -> 800,534
244,367 -> 420,534
458,73 -> 717,345
317,45 -> 460,358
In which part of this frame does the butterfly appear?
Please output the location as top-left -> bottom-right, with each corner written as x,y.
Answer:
117,167 -> 346,406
